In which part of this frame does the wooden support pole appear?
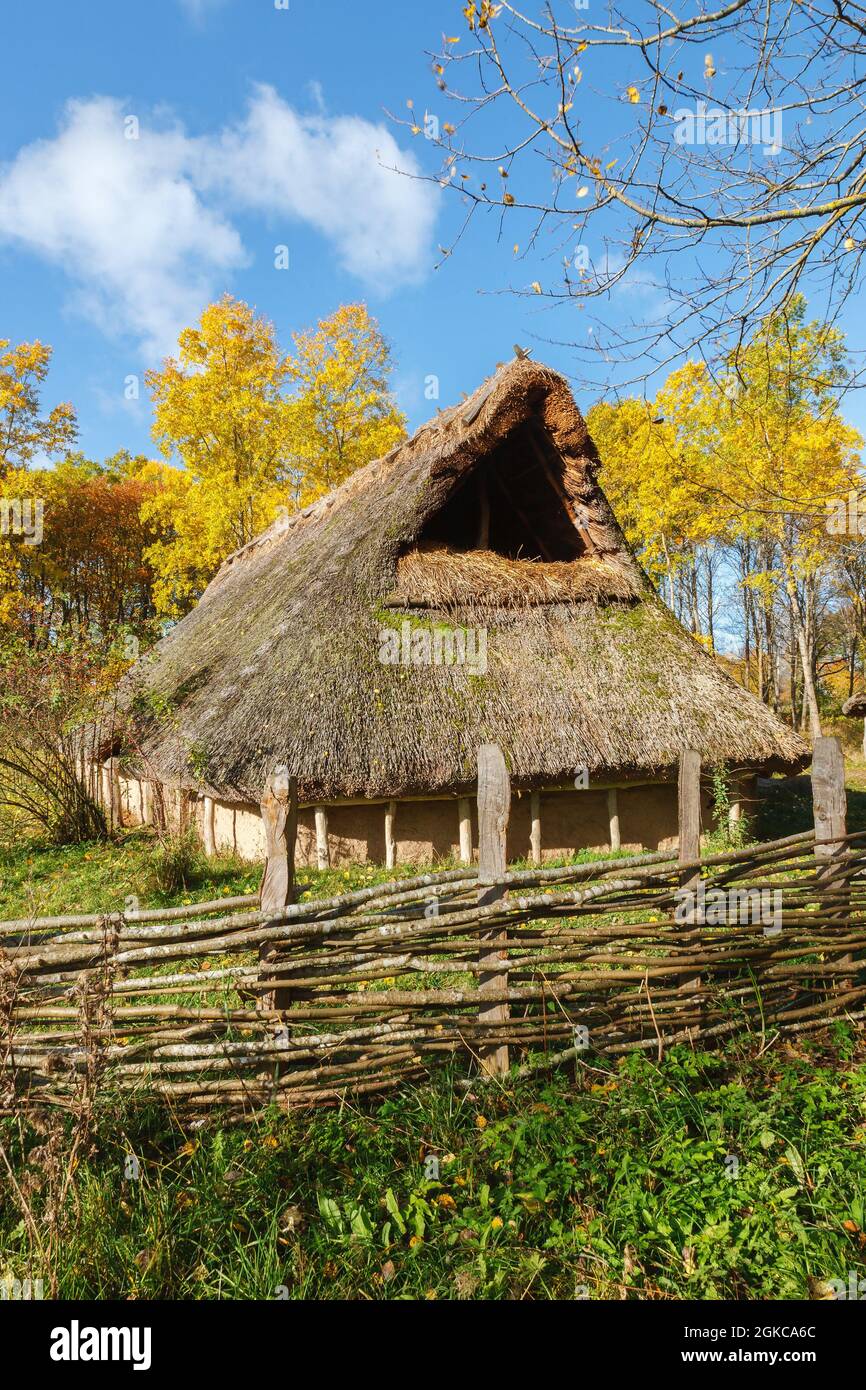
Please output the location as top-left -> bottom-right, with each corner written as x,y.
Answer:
530,790 -> 542,865
477,743 -> 511,1077
314,805 -> 330,870
258,767 -> 298,1012
202,796 -> 216,857
458,797 -> 473,865
385,801 -> 397,871
102,759 -> 121,831
152,783 -> 166,833
607,787 -> 621,853
476,474 -> 490,549
728,769 -> 745,833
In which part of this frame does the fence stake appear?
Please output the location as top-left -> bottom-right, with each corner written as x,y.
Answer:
259,767 -> 298,1011
678,750 -> 702,885
812,737 -> 851,962
812,736 -> 847,865
678,750 -> 703,998
477,743 -> 511,1077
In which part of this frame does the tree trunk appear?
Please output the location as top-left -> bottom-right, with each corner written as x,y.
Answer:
787,578 -> 822,739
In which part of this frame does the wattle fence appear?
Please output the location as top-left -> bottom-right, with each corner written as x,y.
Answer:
2,740 -> 864,1119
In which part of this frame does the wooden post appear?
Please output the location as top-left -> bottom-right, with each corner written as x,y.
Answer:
728,769 -> 745,833
152,782 -> 166,833
202,795 -> 216,857
258,767 -> 298,1012
607,787 -> 621,853
458,797 -> 472,865
314,805 -> 330,870
678,750 -> 703,998
813,736 -> 847,864
529,790 -> 541,865
477,744 -> 511,1077
678,751 -> 702,889
812,737 -> 850,962
385,800 -> 397,871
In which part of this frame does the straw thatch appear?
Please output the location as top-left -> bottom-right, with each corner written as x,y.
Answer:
119,356 -> 807,804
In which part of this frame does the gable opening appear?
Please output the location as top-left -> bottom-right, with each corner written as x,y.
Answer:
417,419 -> 588,562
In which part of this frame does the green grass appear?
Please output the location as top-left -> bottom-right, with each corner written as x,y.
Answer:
0,824 -> 649,923
2,1035 -> 865,1300
0,826 -> 440,921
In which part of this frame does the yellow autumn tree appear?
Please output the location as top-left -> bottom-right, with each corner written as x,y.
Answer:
589,381 -> 714,616
285,303 -> 406,503
142,297 -> 405,617
708,305 -> 862,736
1,339 -> 77,628
590,298 -> 864,732
0,338 -> 77,478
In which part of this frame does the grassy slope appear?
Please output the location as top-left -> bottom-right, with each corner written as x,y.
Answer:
2,1040 -> 865,1300
1,791 -> 865,1301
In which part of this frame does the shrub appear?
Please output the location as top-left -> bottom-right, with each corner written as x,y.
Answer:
0,637 -> 119,844
149,827 -> 204,895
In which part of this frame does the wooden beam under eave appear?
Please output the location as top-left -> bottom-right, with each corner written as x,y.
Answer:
607,787 -> 621,853
458,797 -> 472,864
530,790 -> 542,865
202,795 -> 216,857
314,805 -> 330,870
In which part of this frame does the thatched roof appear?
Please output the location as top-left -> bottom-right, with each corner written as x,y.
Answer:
122,356 -> 808,804
843,693 -> 866,718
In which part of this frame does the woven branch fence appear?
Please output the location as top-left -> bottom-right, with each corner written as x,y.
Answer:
1,739 -> 864,1119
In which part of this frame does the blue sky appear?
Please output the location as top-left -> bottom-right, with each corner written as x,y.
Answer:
2,0 -> 864,466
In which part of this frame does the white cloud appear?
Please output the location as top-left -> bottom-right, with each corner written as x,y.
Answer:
200,85 -> 435,291
0,89 -> 437,359
0,97 -> 245,358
